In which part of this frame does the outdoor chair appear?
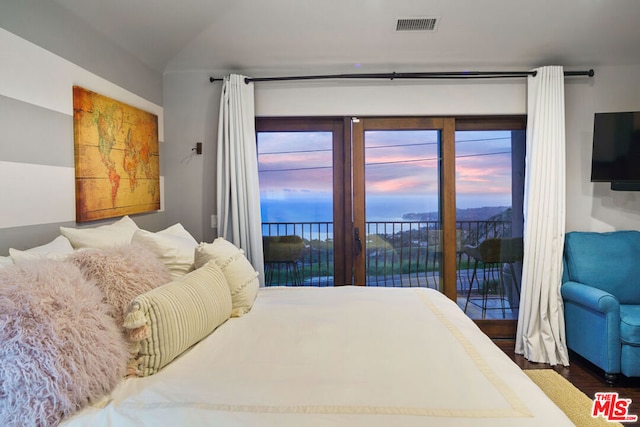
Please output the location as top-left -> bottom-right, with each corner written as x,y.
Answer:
462,237 -> 523,319
263,235 -> 305,286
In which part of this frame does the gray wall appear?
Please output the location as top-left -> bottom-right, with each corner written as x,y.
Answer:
0,0 -> 162,105
162,71 -> 221,243
0,1 -> 167,255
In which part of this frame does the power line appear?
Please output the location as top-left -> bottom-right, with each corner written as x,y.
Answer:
258,136 -> 511,156
259,147 -> 332,155
259,150 -> 511,172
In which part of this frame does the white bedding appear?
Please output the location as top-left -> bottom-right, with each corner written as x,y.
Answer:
62,286 -> 574,426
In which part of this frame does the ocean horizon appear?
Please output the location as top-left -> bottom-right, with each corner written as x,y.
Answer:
261,194 -> 511,223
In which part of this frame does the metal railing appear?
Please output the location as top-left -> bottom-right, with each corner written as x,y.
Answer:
262,220 -> 515,288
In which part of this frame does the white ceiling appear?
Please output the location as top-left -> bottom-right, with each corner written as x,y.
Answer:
53,0 -> 640,76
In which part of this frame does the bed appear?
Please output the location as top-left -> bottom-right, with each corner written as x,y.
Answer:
61,286 -> 574,427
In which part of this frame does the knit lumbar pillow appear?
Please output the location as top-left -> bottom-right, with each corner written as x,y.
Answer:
68,244 -> 172,328
123,261 -> 232,377
0,260 -> 129,426
194,237 -> 259,317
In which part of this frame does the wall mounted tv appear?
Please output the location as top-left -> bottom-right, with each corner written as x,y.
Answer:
591,111 -> 640,191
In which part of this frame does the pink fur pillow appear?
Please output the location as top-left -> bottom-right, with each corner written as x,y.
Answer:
69,244 -> 172,327
0,260 -> 129,426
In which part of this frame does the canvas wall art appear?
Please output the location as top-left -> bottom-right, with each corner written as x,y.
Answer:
72,86 -> 160,222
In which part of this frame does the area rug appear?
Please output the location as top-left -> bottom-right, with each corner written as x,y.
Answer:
524,369 -> 624,427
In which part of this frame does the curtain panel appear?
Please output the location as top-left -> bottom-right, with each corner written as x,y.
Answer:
217,74 -> 265,286
515,66 -> 569,365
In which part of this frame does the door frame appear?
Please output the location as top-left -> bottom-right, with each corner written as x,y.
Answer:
256,115 -> 525,339
256,117 -> 350,285
351,117 -> 457,300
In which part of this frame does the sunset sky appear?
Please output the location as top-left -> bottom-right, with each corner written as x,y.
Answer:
257,129 -> 517,221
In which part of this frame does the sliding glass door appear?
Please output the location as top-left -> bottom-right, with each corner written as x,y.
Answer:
351,118 -> 458,299
256,116 -> 525,335
256,118 -> 349,286
454,118 -> 525,323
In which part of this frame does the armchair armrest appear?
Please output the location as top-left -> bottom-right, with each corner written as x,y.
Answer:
562,280 -> 622,376
561,281 -> 620,314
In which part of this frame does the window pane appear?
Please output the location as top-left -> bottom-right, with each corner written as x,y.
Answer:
456,130 -> 525,320
364,130 -> 442,288
257,131 -> 334,286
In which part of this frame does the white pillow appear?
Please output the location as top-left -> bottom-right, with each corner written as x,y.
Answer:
0,256 -> 13,269
9,235 -> 74,264
60,216 -> 139,249
132,223 -> 198,279
194,238 -> 259,317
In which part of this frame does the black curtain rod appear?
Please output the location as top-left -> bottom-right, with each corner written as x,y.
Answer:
209,69 -> 594,84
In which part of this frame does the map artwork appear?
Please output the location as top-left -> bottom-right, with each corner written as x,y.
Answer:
72,86 -> 160,222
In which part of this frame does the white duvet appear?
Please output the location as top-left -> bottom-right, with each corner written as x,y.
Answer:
62,286 -> 574,426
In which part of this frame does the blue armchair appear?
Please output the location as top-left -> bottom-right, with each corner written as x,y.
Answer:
562,231 -> 640,383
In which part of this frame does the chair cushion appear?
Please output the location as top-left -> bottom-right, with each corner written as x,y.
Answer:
564,231 -> 640,304
620,305 -> 640,345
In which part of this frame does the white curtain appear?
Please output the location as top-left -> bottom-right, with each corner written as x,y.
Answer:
515,66 -> 569,366
217,74 -> 265,286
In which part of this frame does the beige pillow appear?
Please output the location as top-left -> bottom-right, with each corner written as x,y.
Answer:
0,256 -> 13,270
131,223 -> 198,279
194,238 -> 259,317
9,235 -> 74,263
60,216 -> 139,249
123,261 -> 232,377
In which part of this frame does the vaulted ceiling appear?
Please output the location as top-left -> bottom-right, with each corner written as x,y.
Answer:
52,0 -> 640,76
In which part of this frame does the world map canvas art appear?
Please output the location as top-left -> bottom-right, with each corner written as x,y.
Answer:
73,86 -> 160,222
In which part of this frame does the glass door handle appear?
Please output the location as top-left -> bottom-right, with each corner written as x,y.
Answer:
354,227 -> 363,256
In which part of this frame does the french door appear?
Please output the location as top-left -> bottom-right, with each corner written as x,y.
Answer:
257,116 -> 525,335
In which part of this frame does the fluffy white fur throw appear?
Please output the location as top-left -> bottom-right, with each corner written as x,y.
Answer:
69,244 -> 172,327
0,260 -> 129,426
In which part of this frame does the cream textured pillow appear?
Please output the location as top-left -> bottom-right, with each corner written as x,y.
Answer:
60,215 -> 139,249
123,261 -> 232,377
68,244 -> 172,327
194,238 -> 259,317
132,223 -> 198,279
0,256 -> 12,269
9,235 -> 74,263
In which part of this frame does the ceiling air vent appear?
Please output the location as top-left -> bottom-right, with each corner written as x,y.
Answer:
395,17 -> 439,32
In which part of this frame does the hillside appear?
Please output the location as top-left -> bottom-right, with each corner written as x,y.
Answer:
402,206 -> 510,222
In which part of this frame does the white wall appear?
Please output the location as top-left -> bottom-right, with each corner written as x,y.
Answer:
167,68 -> 640,240
254,78 -> 526,116
565,65 -> 640,232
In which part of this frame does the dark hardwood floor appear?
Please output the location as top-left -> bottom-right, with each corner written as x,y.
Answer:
496,340 -> 640,422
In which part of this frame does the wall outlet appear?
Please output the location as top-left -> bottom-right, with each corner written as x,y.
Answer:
211,214 -> 217,228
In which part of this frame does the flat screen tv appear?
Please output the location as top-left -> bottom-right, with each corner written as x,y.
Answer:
591,111 -> 640,190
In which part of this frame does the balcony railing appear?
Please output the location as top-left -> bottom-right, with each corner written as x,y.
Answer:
262,220 -> 521,319
262,220 -> 515,287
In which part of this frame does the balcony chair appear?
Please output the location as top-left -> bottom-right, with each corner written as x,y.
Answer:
263,235 -> 305,286
463,237 -> 523,319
